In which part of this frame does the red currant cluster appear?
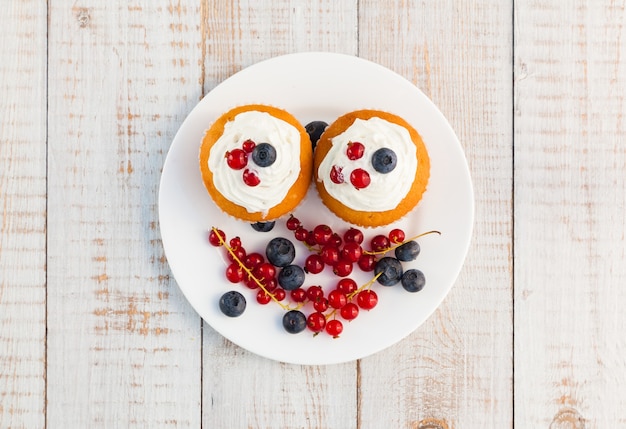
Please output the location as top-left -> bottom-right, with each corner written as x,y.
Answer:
329,141 -> 371,189
209,220 -> 438,338
225,139 -> 260,187
287,215 -> 406,277
209,227 -> 289,307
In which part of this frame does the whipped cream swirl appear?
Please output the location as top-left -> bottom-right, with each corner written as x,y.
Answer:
208,111 -> 301,215
317,117 -> 418,212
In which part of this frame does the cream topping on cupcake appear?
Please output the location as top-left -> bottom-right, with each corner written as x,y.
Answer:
316,117 -> 418,212
208,110 -> 301,215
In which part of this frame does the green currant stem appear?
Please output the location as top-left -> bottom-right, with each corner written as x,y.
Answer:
211,227 -> 296,311
363,230 -> 441,256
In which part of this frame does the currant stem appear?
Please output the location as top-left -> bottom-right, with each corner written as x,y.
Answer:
347,272 -> 382,300
363,230 -> 442,256
211,227 -> 296,311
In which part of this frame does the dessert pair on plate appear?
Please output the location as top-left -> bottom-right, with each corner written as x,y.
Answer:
198,104 -> 430,228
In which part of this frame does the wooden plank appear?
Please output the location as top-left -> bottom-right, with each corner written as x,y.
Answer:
0,1 -> 47,428
514,0 -> 626,427
357,1 -> 514,427
199,1 -> 360,428
46,2 -> 203,427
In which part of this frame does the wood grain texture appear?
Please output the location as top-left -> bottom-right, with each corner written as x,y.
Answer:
199,1 -> 360,428
357,0 -> 513,427
46,2 -> 203,427
0,1 -> 47,428
514,0 -> 626,427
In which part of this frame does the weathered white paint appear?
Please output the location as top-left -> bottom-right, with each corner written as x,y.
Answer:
46,1 -> 203,427
514,1 -> 626,428
0,1 -> 47,428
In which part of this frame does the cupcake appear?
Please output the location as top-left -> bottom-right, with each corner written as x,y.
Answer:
313,110 -> 430,227
199,104 -> 312,222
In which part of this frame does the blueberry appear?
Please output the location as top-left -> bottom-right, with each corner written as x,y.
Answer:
252,142 -> 276,167
251,221 -> 276,232
278,264 -> 305,290
371,148 -> 397,173
401,269 -> 426,293
305,120 -> 328,150
266,237 -> 295,267
374,257 -> 403,286
282,310 -> 307,334
394,240 -> 420,262
219,290 -> 246,317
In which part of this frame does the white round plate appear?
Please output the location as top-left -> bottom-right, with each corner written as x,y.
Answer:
159,52 -> 473,365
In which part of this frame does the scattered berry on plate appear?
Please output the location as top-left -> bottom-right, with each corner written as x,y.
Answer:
325,319 -> 343,338
219,290 -> 246,317
251,221 -> 276,232
283,310 -> 307,334
305,120 -> 328,149
395,240 -> 420,262
374,257 -> 403,286
278,264 -> 306,290
266,237 -> 295,267
401,269 -> 426,293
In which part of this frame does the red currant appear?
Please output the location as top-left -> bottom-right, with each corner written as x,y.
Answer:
344,227 -> 364,244
370,234 -> 390,252
313,224 -> 333,245
290,288 -> 307,303
356,290 -> 378,310
264,278 -> 278,292
341,242 -> 363,263
226,149 -> 248,170
244,252 -> 264,269
245,276 -> 259,289
333,259 -> 353,277
337,278 -> 357,295
294,226 -> 308,241
227,247 -> 246,263
320,245 -> 340,265
350,168 -> 370,189
273,288 -> 286,301
340,303 -> 359,320
242,139 -> 256,153
242,169 -> 260,187
305,231 -> 318,247
357,254 -> 377,272
208,228 -> 225,246
307,312 -> 326,332
328,290 -> 347,309
306,285 -> 324,302
256,290 -> 272,305
328,233 -> 343,248
313,298 -> 329,312
304,254 -> 325,274
253,262 -> 276,281
330,165 -> 344,184
325,319 -> 343,337
225,263 -> 244,283
229,237 -> 241,249
389,228 -> 406,244
286,216 -> 301,231
346,141 -> 365,160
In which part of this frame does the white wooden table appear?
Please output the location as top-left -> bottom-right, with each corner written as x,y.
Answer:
2,1 -> 625,427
